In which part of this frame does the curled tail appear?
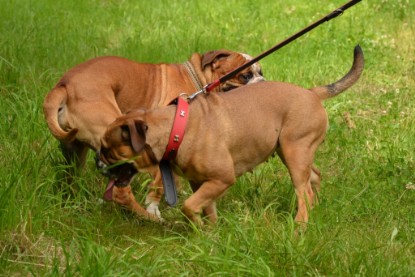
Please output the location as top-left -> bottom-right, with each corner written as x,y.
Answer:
43,84 -> 78,142
310,45 -> 364,100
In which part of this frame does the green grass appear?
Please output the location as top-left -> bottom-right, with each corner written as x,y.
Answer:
1,0 -> 414,275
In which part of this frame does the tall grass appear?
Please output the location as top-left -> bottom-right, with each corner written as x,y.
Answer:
1,0 -> 414,275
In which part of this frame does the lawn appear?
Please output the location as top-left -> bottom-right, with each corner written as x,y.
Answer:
1,0 -> 414,275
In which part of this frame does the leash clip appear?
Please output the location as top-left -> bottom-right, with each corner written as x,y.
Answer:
187,86 -> 207,102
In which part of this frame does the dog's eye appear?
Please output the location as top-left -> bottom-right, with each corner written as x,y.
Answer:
239,72 -> 253,84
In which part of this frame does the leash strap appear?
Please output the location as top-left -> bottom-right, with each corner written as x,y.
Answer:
203,0 -> 362,93
160,97 -> 189,206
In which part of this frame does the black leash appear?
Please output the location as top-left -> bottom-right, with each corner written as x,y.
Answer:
189,0 -> 362,100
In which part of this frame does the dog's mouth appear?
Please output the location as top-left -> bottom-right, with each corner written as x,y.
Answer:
95,154 -> 138,201
222,83 -> 238,92
222,74 -> 265,92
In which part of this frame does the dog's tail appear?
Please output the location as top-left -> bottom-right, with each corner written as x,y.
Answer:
310,45 -> 364,100
43,84 -> 78,142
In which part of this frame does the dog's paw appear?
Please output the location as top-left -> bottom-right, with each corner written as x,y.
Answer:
146,202 -> 162,219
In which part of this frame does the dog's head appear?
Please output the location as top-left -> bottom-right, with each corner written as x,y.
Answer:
200,50 -> 265,92
96,113 -> 154,197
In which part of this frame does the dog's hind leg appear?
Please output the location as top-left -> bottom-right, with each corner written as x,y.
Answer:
310,165 -> 321,204
58,140 -> 88,193
277,144 -> 319,223
60,140 -> 89,169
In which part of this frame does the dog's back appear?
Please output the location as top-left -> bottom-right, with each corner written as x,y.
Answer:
192,82 -> 327,176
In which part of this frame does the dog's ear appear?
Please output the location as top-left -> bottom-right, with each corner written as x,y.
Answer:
126,119 -> 148,153
201,49 -> 233,69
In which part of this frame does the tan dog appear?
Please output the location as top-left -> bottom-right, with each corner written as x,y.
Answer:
98,46 -> 364,225
43,50 -> 264,219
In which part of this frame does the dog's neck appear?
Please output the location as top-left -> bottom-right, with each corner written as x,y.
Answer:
144,106 -> 178,162
147,94 -> 222,164
189,53 -> 209,88
183,61 -> 204,91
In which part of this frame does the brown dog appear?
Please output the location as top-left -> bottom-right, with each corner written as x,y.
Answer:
98,45 -> 364,225
43,50 -> 264,219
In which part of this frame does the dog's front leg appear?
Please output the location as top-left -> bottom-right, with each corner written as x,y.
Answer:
144,166 -> 164,219
202,201 -> 217,223
188,181 -> 218,224
182,179 -> 232,226
112,185 -> 160,221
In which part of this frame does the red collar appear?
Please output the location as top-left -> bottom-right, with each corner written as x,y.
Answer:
162,97 -> 189,160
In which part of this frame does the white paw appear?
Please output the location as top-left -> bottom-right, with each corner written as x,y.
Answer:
146,202 -> 162,220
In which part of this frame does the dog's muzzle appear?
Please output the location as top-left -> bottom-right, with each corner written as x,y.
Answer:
249,76 -> 265,84
95,151 -> 111,176
222,75 -> 265,92
94,151 -> 138,182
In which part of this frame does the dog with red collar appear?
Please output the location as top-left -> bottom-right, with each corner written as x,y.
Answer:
98,46 -> 364,225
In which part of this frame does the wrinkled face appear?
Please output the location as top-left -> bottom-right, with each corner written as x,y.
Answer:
202,50 -> 265,92
96,125 -> 138,187
240,53 -> 265,83
96,117 -> 149,188
217,54 -> 265,92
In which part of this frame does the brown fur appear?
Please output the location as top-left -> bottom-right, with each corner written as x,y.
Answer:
43,50 -> 264,218
99,46 -> 364,225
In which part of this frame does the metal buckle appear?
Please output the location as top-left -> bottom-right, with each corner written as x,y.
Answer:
187,86 -> 207,102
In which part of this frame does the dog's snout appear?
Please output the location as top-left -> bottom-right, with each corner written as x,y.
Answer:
247,76 -> 265,85
95,151 -> 107,170
257,76 -> 266,82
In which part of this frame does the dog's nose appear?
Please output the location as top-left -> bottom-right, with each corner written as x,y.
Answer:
94,151 -> 106,169
95,153 -> 113,177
